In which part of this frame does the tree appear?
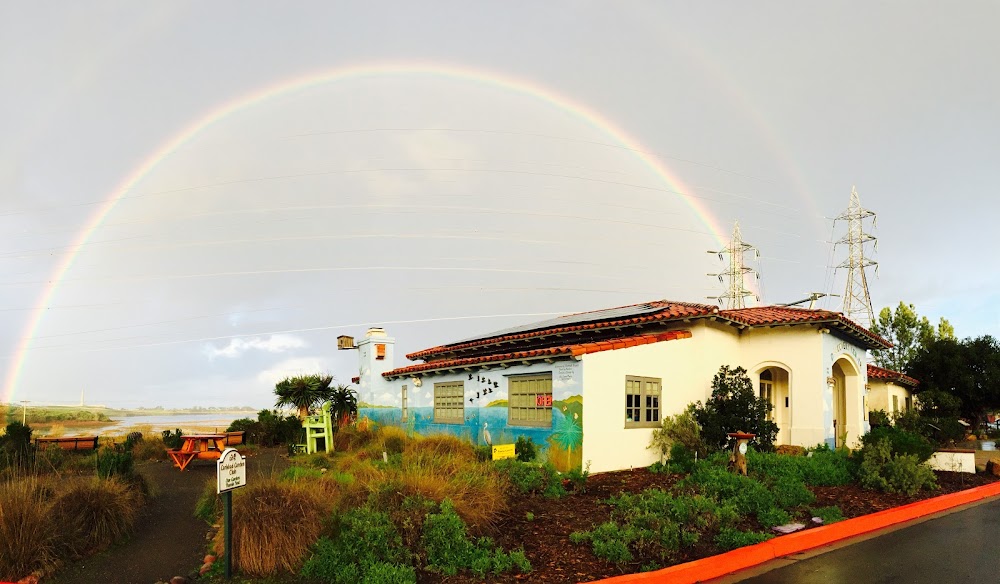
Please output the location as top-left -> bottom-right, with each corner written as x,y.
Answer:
327,383 -> 359,427
870,302 -> 954,373
691,366 -> 779,452
274,374 -> 335,419
908,335 -> 1000,424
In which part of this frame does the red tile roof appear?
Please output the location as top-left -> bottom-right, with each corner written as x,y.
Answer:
719,306 -> 890,349
384,330 -> 692,379
406,300 -> 716,361
867,364 -> 919,387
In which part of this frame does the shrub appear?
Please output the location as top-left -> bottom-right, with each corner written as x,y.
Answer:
421,500 -> 531,577
95,443 -> 135,480
50,477 -> 141,557
691,366 -> 779,452
857,438 -> 938,495
0,477 -> 59,580
860,425 -> 934,463
301,506 -> 412,583
514,435 -> 537,462
0,422 -> 33,468
130,433 -> 168,461
161,428 -> 184,449
563,461 -> 590,493
810,506 -> 844,524
280,466 -> 325,482
648,410 -> 706,461
869,409 -> 891,429
218,480 -> 328,575
714,527 -> 773,551
494,459 -> 565,498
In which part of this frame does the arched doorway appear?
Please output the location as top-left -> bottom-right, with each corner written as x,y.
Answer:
758,366 -> 791,445
831,358 -> 860,448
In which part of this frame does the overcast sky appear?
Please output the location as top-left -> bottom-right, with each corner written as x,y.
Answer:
2,2 -> 997,409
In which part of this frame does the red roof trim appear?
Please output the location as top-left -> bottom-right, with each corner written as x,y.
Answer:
405,300 -> 716,361
867,364 -> 919,387
385,330 -> 692,378
718,306 -> 890,349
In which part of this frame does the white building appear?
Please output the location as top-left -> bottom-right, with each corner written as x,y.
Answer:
353,299 -> 889,473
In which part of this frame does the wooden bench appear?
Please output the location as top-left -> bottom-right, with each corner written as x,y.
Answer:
223,431 -> 245,446
34,436 -> 99,451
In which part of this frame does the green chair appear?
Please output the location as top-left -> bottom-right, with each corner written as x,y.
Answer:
303,401 -> 334,454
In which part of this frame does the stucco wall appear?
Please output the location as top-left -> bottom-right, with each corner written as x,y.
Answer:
822,333 -> 869,448
868,379 -> 912,416
580,322 -> 872,473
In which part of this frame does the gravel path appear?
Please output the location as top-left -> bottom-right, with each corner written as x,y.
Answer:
48,448 -> 290,584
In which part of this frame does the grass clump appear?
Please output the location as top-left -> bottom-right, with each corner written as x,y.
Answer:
0,477 -> 59,580
218,480 -> 329,576
50,477 -> 141,557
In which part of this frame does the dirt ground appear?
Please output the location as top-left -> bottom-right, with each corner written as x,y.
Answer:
425,469 -> 1000,584
46,447 -> 290,584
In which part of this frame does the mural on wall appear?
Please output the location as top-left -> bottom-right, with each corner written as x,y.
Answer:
358,360 -> 584,471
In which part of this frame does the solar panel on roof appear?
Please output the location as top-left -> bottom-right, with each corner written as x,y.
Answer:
453,302 -> 668,345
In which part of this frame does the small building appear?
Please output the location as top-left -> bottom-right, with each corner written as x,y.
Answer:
351,300 -> 889,474
866,364 -> 918,417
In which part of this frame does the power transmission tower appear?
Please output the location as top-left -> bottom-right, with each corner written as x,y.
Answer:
707,221 -> 760,309
833,186 -> 877,327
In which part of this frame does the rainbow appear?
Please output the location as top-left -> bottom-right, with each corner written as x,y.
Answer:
3,61 -> 729,403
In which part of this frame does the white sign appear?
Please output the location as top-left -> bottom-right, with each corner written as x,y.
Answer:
216,448 -> 247,494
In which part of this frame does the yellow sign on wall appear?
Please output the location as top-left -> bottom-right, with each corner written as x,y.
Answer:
492,443 -> 516,460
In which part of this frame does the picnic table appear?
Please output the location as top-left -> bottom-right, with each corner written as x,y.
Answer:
166,434 -> 228,471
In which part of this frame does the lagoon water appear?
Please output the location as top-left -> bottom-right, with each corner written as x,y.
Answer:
42,412 -> 253,437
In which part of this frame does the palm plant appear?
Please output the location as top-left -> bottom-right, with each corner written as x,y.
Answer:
328,384 -> 359,427
274,374 -> 334,419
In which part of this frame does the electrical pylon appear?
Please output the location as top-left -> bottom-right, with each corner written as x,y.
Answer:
707,221 -> 760,309
834,186 -> 878,327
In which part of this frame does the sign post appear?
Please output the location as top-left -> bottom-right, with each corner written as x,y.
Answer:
217,448 -> 247,579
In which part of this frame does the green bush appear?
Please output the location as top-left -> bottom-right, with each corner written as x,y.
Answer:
514,436 -> 537,462
280,466 -> 325,482
857,438 -> 938,495
96,444 -> 134,480
573,489 -> 738,564
0,422 -> 34,468
860,425 -> 934,463
493,459 -> 566,498
714,527 -> 773,551
228,410 -> 303,447
420,500 -> 531,577
691,366 -> 779,452
194,480 -> 220,524
810,506 -> 844,524
747,447 -> 853,487
868,409 -> 891,429
161,428 -> 184,449
301,507 -> 412,584
648,410 -> 706,461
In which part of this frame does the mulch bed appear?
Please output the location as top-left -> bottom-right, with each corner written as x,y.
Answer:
420,469 -> 1000,584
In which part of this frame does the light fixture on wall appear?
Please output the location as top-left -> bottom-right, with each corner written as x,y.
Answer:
411,377 -> 422,387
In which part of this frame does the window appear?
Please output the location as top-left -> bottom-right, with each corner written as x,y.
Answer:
892,395 -> 899,414
625,376 -> 661,428
759,369 -> 774,421
905,396 -> 913,412
376,344 -> 386,360
433,381 -> 464,424
401,384 -> 408,422
508,374 -> 553,427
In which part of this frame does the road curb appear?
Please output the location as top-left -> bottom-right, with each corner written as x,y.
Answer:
590,479 -> 1000,584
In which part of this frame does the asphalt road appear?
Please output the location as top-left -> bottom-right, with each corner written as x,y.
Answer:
715,497 -> 1000,584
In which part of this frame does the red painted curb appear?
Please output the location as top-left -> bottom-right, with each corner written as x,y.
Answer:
590,479 -> 1000,584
